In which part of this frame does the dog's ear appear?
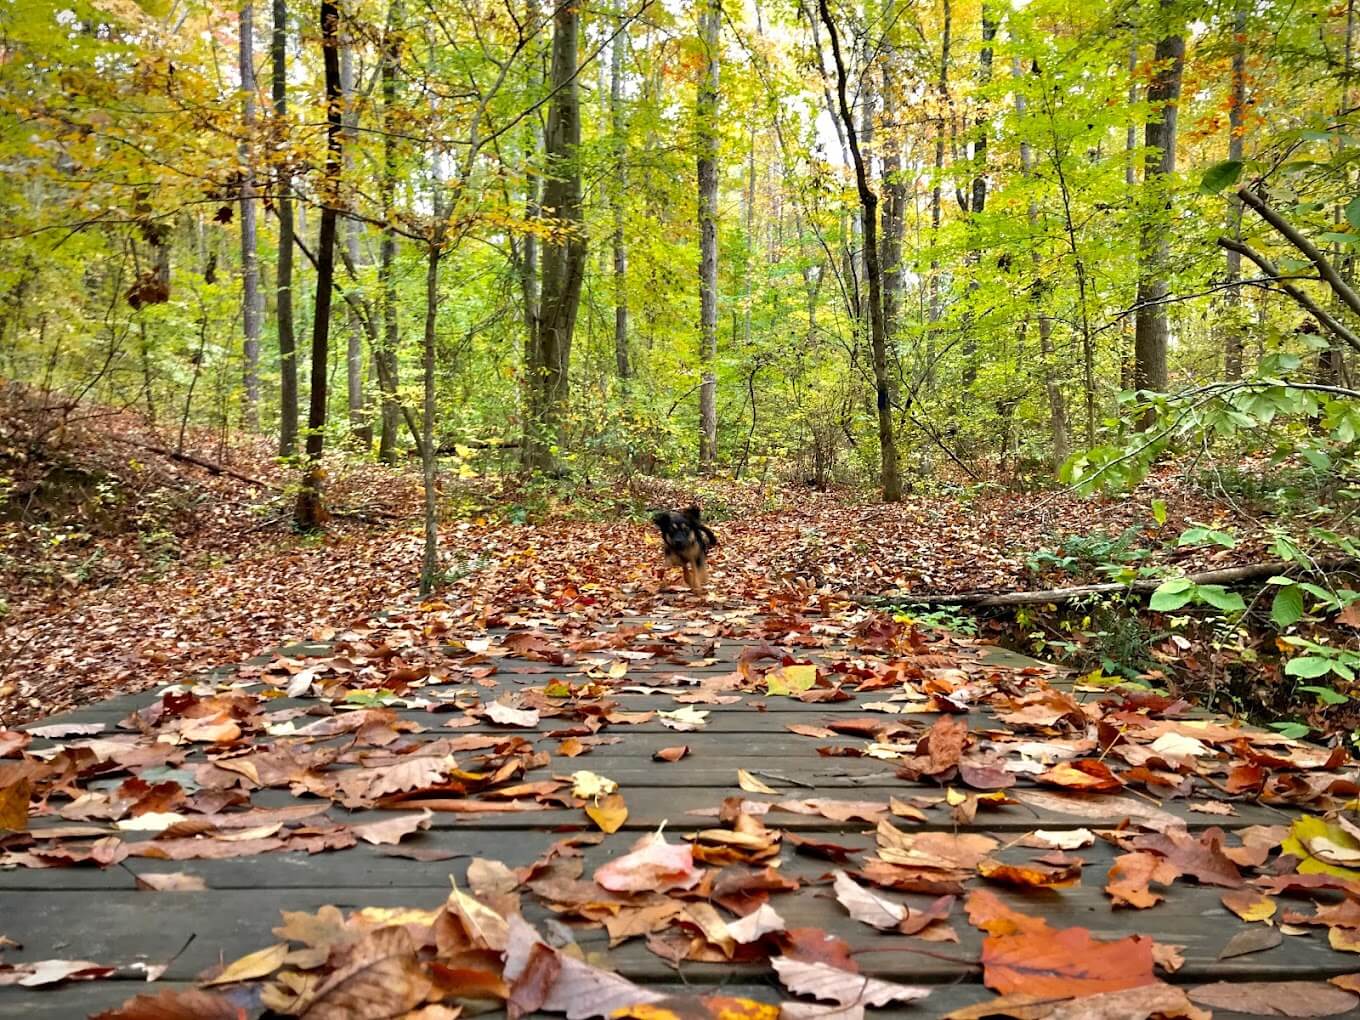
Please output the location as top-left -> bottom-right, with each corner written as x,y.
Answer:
651,511 -> 669,528
683,505 -> 702,522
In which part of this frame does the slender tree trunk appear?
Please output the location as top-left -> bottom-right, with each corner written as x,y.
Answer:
1321,0 -> 1355,385
959,1 -> 995,391
294,0 -> 343,530
817,0 -> 900,502
525,0 -> 585,475
610,0 -> 630,382
697,0 -> 721,471
880,0 -> 905,346
340,33 -> 370,449
1133,3 -> 1185,418
377,0 -> 403,464
419,237 -> 441,594
1013,57 -> 1068,467
1223,3 -> 1248,380
239,2 -> 262,430
926,0 -> 949,388
272,0 -> 298,457
1122,40 -> 1139,391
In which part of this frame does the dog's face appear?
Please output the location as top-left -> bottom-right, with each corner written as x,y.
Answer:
651,510 -> 697,554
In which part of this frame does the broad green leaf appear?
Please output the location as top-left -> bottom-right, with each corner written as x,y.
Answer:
1285,656 -> 1336,679
1195,585 -> 1246,613
1269,721 -> 1312,740
1148,580 -> 1194,612
1150,499 -> 1166,526
1299,685 -> 1349,705
1271,584 -> 1305,628
1199,159 -> 1243,194
1345,196 -> 1360,231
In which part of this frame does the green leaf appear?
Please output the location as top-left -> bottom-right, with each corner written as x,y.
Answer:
1271,584 -> 1305,628
1150,499 -> 1167,526
1199,159 -> 1244,194
1318,231 -> 1360,246
1345,196 -> 1360,231
1196,584 -> 1246,612
1299,685 -> 1349,705
1285,656 -> 1336,678
1149,579 -> 1194,611
1269,721 -> 1311,740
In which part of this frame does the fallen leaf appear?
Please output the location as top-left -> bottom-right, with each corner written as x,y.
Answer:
203,942 -> 289,986
91,988 -> 250,1019
832,870 -> 904,930
1218,925 -> 1282,960
1221,888 -> 1276,923
594,831 -> 701,893
351,810 -> 433,845
1188,980 -> 1360,1016
585,791 -> 628,834
293,925 -> 431,1017
772,956 -> 930,1006
737,769 -> 777,795
653,745 -> 689,762
135,872 -> 208,892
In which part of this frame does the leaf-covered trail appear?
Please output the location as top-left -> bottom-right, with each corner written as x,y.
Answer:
4,560 -> 1360,1017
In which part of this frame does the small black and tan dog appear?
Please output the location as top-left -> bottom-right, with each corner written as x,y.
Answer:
651,505 -> 718,594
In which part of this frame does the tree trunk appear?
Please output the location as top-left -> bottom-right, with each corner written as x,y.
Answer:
817,0 -> 900,503
272,0 -> 298,457
926,0 -> 950,388
1013,57 -> 1069,468
879,0 -> 905,345
377,0 -> 403,464
1224,1 -> 1247,380
697,0 -> 721,472
340,32 -> 370,449
419,239 -> 441,594
1133,3 -> 1185,417
959,1 -> 995,392
294,0 -> 342,530
611,0 -> 630,382
239,2 -> 262,431
524,0 -> 585,475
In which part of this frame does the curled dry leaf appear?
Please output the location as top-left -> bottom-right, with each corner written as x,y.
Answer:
0,959 -> 115,987
584,791 -> 629,834
351,809 -> 433,846
594,831 -> 701,893
135,872 -> 208,892
202,942 -> 290,986
737,769 -> 777,795
652,745 -> 689,762
294,925 -> 432,1019
91,988 -> 253,1020
772,957 -> 930,1007
832,870 -> 904,930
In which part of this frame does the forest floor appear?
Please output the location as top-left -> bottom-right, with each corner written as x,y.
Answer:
0,397 -> 1289,732
6,400 -> 1360,1017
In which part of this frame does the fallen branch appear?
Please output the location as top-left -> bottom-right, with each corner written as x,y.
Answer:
111,436 -> 276,489
869,557 -> 1357,608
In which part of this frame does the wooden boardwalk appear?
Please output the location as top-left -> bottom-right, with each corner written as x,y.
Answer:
2,603 -> 1357,1018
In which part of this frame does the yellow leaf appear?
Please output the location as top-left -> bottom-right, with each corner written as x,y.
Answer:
1282,815 -> 1360,880
737,769 -> 776,795
766,664 -> 816,696
1331,927 -> 1360,953
571,770 -> 618,800
585,791 -> 629,834
203,943 -> 289,986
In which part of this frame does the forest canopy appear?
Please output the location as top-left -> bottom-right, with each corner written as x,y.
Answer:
1,0 -> 1358,541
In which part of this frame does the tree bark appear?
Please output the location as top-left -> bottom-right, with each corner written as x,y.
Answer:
926,0 -> 950,388
239,2 -> 263,431
879,0 -> 905,345
377,0 -> 403,464
610,0 -> 630,382
272,0 -> 298,457
1013,57 -> 1068,468
1133,2 -> 1185,417
697,0 -> 720,472
340,31 -> 370,449
1224,1 -> 1247,380
294,0 -> 343,530
817,0 -> 901,502
419,236 -> 441,594
524,0 -> 585,475
959,0 -> 995,391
